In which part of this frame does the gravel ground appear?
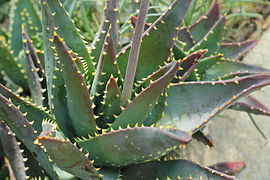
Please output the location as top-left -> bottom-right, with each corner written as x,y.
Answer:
183,27 -> 270,180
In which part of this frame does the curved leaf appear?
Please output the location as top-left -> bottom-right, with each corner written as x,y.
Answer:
159,74 -> 270,133
77,126 -> 191,167
121,160 -> 235,180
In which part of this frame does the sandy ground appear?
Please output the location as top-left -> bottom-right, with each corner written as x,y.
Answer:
183,28 -> 270,179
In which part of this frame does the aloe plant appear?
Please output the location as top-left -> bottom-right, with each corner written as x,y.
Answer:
0,0 -> 269,179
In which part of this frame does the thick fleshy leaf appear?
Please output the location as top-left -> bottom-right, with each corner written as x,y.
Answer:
0,122 -> 26,180
77,126 -> 191,167
219,40 -> 258,60
117,0 -> 191,81
22,25 -> 43,106
189,17 -> 225,56
0,41 -> 28,91
45,0 -> 95,80
209,161 -> 246,175
121,160 -> 235,180
9,0 -> 41,56
40,0 -> 76,139
0,84 -> 51,134
177,28 -> 194,51
90,0 -> 120,64
52,32 -> 97,137
99,77 -> 121,127
143,93 -> 167,126
0,94 -> 58,179
202,60 -> 270,81
195,54 -> 223,75
158,74 -> 270,133
112,61 -> 179,129
90,28 -> 121,98
230,95 -> 270,116
187,0 -> 221,43
40,0 -> 56,110
36,137 -> 102,180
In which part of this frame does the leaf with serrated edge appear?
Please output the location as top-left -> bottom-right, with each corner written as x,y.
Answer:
209,161 -> 246,176
187,0 -> 221,43
0,94 -> 58,179
219,40 -> 258,60
90,0 -> 120,64
112,61 -> 179,129
37,137 -> 102,180
0,122 -> 26,180
9,0 -> 41,56
117,0 -> 191,81
0,84 -> 51,134
99,77 -> 121,127
0,42 -> 29,91
77,126 -> 191,167
230,95 -> 270,116
189,17 -> 225,56
202,60 -> 270,81
22,25 -> 43,106
121,159 -> 235,180
45,0 -> 94,80
52,32 -> 97,137
158,74 -> 270,133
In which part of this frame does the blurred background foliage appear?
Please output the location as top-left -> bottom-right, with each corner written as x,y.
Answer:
1,0 -> 270,51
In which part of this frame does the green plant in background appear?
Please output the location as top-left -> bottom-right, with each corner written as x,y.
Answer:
0,0 -> 270,179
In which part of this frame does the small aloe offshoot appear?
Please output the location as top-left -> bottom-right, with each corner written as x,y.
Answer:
0,0 -> 270,179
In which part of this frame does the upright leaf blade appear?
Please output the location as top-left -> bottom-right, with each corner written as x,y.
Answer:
52,32 -> 97,137
45,0 -> 95,81
112,61 -> 179,129
117,0 -> 191,81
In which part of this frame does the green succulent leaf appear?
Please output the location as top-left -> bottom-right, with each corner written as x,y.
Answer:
52,32 -> 97,137
189,17 -> 225,56
0,122 -> 26,180
0,41 -> 29,91
177,28 -> 194,51
121,160 -> 235,180
90,28 -> 122,99
44,0 -> 95,81
219,40 -> 258,60
40,0 -> 76,139
9,0 -> 42,55
90,0 -> 120,64
159,74 -> 270,133
0,94 -> 58,179
112,61 -> 179,129
22,25 -> 44,106
37,137 -> 102,180
187,0 -> 221,43
99,77 -> 121,127
117,0 -> 191,81
202,60 -> 270,81
230,95 -> 270,116
77,126 -> 191,167
0,84 -> 50,134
